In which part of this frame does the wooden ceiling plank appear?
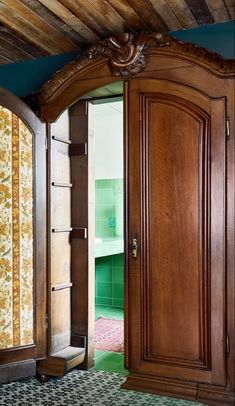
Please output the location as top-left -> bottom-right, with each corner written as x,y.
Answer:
20,0 -> 86,46
205,0 -> 231,21
0,43 -> 24,62
1,0 -> 78,52
82,0 -> 132,33
165,0 -> 197,28
104,0 -> 150,31
59,0 -> 111,38
184,0 -> 214,25
0,4 -> 70,54
0,35 -> 35,60
38,0 -> 100,43
126,0 -> 169,31
0,25 -> 48,58
224,0 -> 235,19
0,55 -> 14,64
148,0 -> 183,30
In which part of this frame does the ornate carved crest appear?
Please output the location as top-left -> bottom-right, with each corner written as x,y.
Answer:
86,32 -> 169,77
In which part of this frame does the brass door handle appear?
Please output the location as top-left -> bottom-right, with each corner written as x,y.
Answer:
132,238 -> 138,258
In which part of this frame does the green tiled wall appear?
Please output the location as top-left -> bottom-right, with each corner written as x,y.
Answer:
95,254 -> 124,307
95,179 -> 124,307
95,179 -> 123,238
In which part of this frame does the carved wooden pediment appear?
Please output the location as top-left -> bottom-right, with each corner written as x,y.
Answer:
39,32 -> 169,103
39,32 -> 235,107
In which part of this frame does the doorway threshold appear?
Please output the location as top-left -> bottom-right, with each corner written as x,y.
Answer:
94,350 -> 127,375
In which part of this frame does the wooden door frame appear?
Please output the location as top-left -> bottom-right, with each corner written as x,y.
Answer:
0,88 -> 47,380
36,33 -> 234,403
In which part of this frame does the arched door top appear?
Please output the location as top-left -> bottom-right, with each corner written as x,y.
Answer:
38,33 -> 235,122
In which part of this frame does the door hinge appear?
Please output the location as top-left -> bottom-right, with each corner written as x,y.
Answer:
45,313 -> 49,329
226,117 -> 230,140
226,333 -> 230,356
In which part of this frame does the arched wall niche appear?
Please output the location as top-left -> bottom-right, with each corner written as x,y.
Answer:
38,32 -> 235,122
0,87 -> 42,134
0,87 -> 47,382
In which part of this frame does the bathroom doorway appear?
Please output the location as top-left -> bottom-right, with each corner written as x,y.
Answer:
92,99 -> 126,375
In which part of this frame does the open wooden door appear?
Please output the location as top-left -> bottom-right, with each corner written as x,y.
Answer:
124,78 -> 227,399
0,88 -> 47,383
37,102 -> 91,378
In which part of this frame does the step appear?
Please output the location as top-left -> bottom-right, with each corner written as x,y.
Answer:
37,346 -> 85,378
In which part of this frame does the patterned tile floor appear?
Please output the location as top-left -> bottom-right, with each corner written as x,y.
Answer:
0,369 -> 207,406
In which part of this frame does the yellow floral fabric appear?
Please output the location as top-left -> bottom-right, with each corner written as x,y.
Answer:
0,106 -> 33,349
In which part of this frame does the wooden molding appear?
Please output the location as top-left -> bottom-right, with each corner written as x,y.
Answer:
39,32 -> 169,103
38,33 -> 235,107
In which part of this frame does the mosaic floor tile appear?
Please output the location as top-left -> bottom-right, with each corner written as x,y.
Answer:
0,369 -> 208,406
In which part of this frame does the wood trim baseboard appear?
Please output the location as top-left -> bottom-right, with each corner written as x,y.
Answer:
0,359 -> 36,384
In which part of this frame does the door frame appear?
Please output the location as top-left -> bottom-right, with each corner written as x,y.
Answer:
0,88 -> 47,377
36,33 -> 234,399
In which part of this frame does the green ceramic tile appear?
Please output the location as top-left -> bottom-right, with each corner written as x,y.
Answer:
112,267 -> 124,284
94,350 -> 127,375
113,283 -> 124,299
95,204 -> 114,221
113,298 -> 124,307
96,256 -> 112,267
96,179 -> 114,189
97,282 -> 112,298
112,253 -> 124,267
96,297 -> 112,306
96,266 -> 112,283
96,188 -> 114,205
95,305 -> 124,320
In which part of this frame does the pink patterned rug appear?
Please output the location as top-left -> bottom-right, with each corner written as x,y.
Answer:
95,317 -> 124,353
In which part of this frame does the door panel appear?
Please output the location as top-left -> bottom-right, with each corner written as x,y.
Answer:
49,111 -> 72,354
126,79 -> 226,385
146,95 -> 208,366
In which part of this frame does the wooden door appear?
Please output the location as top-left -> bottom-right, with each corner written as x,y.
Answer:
49,110 -> 72,354
125,78 -> 226,387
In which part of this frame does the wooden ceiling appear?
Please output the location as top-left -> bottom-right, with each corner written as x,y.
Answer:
0,0 -> 234,65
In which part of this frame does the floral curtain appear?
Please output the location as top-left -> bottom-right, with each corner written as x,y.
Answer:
0,106 -> 34,349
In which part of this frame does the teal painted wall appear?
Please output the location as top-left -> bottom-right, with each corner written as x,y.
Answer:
171,20 -> 234,59
0,21 -> 234,98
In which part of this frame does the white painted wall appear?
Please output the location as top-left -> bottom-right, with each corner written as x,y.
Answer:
94,101 -> 123,180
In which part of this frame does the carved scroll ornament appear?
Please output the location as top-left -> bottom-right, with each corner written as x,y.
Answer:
87,32 -> 169,77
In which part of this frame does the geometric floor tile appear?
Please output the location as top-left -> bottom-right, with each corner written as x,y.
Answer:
0,369 -> 207,406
